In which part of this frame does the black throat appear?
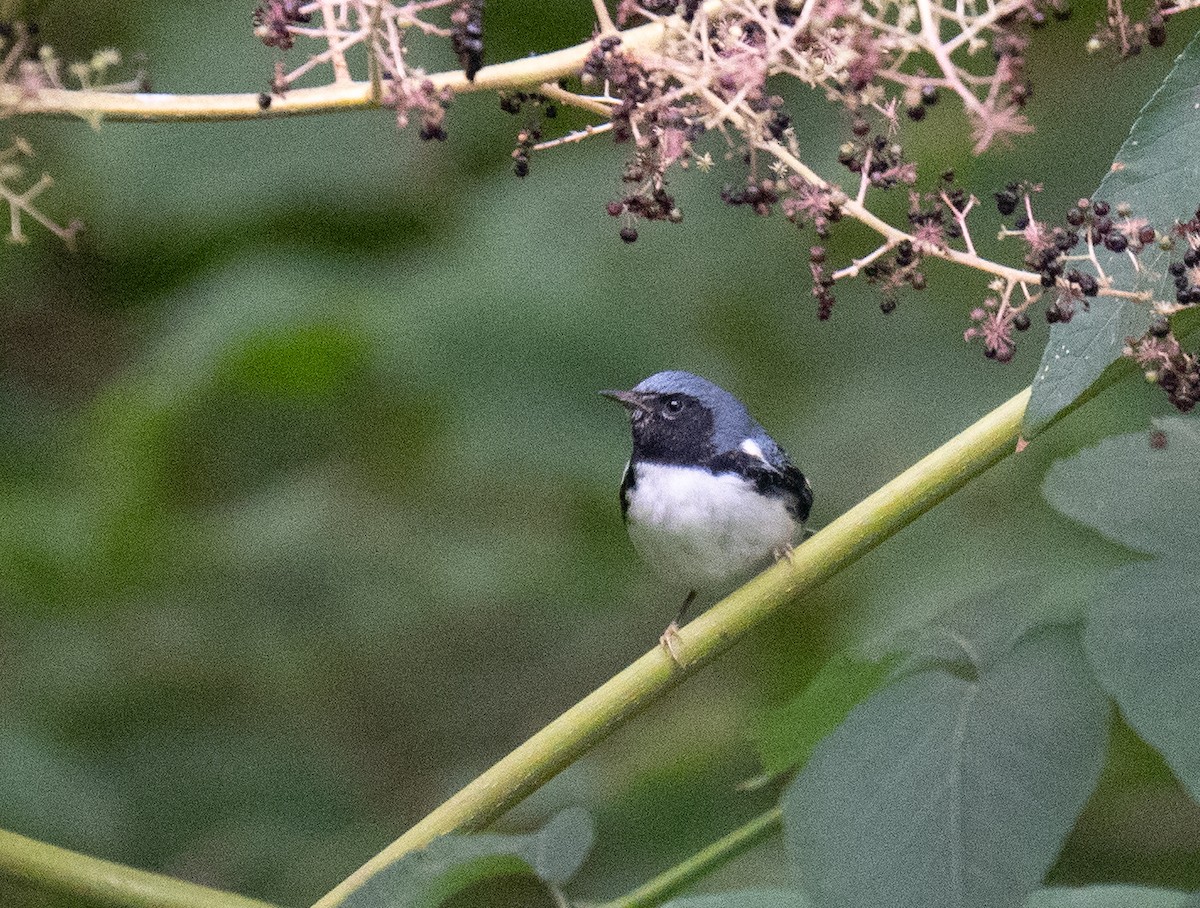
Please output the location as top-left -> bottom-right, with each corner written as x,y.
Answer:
628,393 -> 716,466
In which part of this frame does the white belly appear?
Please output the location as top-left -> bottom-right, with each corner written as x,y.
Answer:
625,461 -> 799,592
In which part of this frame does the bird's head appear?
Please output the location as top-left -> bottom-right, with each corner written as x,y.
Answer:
601,371 -> 762,465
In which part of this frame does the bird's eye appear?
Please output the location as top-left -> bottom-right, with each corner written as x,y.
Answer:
664,396 -> 684,416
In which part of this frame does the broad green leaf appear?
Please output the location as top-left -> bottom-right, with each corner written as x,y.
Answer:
1025,31 -> 1200,435
663,891 -> 812,908
1042,417 -> 1200,558
1026,885 -> 1200,908
1084,561 -> 1200,802
882,574 -> 1071,675
756,652 -> 898,775
340,808 -> 593,908
783,627 -> 1109,908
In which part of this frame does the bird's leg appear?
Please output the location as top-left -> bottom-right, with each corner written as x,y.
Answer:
660,589 -> 697,663
773,541 -> 795,563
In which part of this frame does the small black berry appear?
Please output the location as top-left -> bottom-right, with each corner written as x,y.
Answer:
619,226 -> 638,243
1105,232 -> 1128,253
1013,312 -> 1031,331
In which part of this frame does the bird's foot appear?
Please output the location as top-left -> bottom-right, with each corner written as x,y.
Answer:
773,541 -> 796,563
660,621 -> 683,664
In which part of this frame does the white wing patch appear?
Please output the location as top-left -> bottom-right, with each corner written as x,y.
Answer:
739,438 -> 768,463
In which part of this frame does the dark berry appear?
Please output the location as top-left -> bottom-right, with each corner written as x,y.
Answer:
1066,207 -> 1084,226
810,246 -> 826,264
880,297 -> 897,314
906,104 -> 926,121
1170,261 -> 1186,276
257,92 -> 272,109
1149,22 -> 1167,47
995,190 -> 1018,216
921,85 -> 940,106
910,272 -> 926,291
1184,248 -> 1199,267
606,200 -> 624,217
1014,312 -> 1031,331
1093,200 -> 1110,217
619,226 -> 638,243
1138,226 -> 1157,245
1150,315 -> 1171,337
1105,232 -> 1129,253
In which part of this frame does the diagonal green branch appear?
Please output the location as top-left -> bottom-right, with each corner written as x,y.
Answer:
0,828 -> 280,908
594,807 -> 784,908
313,383 -> 1035,908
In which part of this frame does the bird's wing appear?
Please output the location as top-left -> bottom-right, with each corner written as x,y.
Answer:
708,448 -> 813,523
619,460 -> 635,522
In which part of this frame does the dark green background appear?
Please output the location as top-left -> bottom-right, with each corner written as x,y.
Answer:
2,2 -> 1198,904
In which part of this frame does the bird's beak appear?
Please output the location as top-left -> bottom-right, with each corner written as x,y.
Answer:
599,388 -> 651,413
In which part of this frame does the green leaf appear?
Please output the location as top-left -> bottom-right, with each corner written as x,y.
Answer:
783,627 -> 1109,908
1025,885 -> 1200,908
1024,31 -> 1200,436
341,808 -> 593,908
1084,560 -> 1200,802
662,891 -> 812,908
1042,416 -> 1200,558
756,651 -> 899,775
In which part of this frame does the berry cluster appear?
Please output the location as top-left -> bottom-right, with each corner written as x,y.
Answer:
499,92 -> 557,178
1089,0 -> 1175,57
1129,332 -> 1200,411
252,0 -> 311,51
584,37 -> 698,242
837,122 -> 917,191
387,77 -> 454,141
450,0 -> 485,82
721,179 -> 780,218
1168,248 -> 1200,305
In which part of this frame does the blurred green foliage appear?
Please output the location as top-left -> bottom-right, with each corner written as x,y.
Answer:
2,1 -> 1199,906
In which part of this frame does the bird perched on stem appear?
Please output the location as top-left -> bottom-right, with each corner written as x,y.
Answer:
602,371 -> 813,661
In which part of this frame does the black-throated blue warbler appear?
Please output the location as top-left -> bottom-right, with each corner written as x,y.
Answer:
602,371 -> 813,659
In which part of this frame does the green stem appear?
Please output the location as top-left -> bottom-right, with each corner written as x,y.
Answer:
594,808 -> 783,908
0,828 -> 279,908
313,384 -> 1034,908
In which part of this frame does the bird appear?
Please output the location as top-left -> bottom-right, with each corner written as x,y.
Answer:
601,370 -> 813,661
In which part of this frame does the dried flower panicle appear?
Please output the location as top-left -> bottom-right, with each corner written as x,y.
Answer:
252,1 -> 480,139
